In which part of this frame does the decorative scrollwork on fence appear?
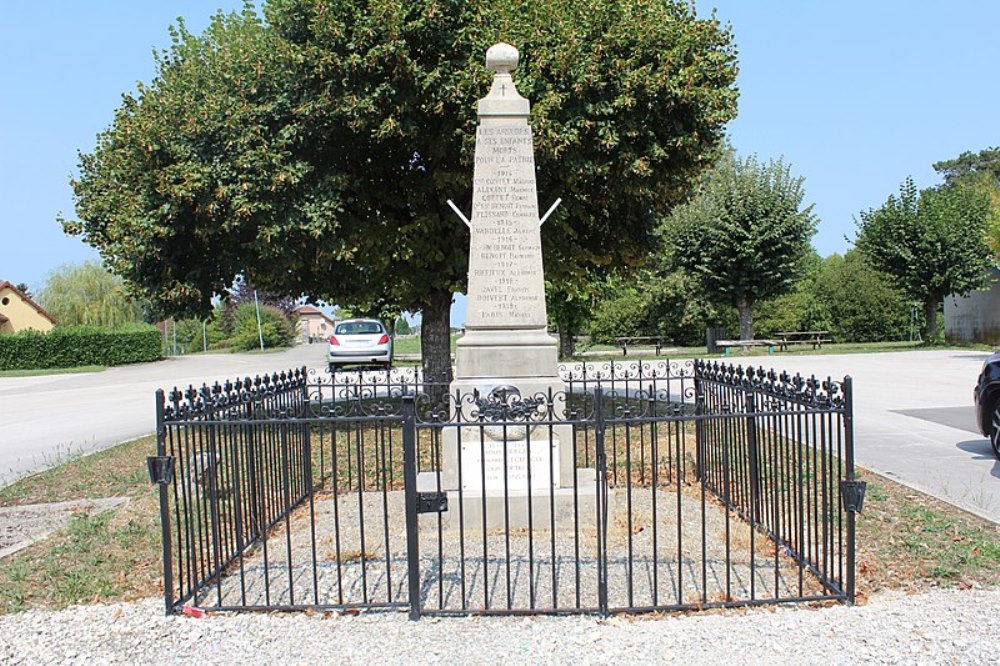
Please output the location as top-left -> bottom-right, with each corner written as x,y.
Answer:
463,385 -> 548,441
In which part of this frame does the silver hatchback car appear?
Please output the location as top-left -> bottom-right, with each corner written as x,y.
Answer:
327,319 -> 393,371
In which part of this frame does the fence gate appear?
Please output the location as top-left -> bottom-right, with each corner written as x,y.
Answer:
150,362 -> 862,618
402,389 -> 613,618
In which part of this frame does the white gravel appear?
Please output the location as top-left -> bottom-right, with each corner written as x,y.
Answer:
1,587 -> 997,664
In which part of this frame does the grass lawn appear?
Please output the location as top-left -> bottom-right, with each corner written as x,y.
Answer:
0,365 -> 106,378
0,434 -> 997,614
392,334 -> 458,356
0,437 -> 161,613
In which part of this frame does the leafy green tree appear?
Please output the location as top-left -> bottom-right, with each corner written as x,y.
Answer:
38,261 -> 144,329
394,316 -> 412,336
230,303 -> 295,351
62,0 -> 738,383
587,268 -> 731,347
855,177 -> 993,340
546,273 -> 605,359
933,147 -> 1000,258
663,154 -> 818,340
587,273 -> 650,345
173,316 -> 230,352
811,251 -> 909,343
752,251 -> 827,336
933,147 -> 1000,188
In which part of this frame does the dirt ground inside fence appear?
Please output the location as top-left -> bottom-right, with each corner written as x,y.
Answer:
196,481 -> 827,612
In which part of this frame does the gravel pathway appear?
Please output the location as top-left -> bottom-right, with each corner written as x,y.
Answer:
199,487 -> 820,612
0,587 -> 997,664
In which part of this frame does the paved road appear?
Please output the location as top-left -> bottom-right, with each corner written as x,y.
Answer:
0,344 -> 327,485
733,349 -> 999,523
3,347 -> 997,523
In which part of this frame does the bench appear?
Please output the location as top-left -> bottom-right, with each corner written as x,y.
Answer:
715,339 -> 780,355
614,336 -> 666,356
775,331 -> 831,351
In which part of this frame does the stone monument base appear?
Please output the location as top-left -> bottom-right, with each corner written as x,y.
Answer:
417,468 -> 611,532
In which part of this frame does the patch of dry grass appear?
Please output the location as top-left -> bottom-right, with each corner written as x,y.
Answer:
855,469 -> 1000,601
0,436 -> 156,507
0,436 -> 162,613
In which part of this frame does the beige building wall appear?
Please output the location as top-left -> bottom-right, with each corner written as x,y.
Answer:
296,313 -> 336,342
0,285 -> 56,334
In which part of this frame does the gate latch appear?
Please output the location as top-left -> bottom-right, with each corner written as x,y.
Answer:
147,456 -> 176,485
416,491 -> 449,514
840,480 -> 867,513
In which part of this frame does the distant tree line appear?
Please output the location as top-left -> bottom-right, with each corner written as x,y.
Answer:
558,145 -> 1000,352
34,263 -> 297,353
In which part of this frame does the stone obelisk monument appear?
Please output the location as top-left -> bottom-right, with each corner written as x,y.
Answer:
454,43 -> 560,392
426,43 -> 598,530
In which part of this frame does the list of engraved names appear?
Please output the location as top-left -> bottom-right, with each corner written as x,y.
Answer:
468,123 -> 545,327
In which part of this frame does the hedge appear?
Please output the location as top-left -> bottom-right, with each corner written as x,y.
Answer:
0,323 -> 163,370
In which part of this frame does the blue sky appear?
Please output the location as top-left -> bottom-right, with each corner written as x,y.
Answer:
2,2 -> 997,325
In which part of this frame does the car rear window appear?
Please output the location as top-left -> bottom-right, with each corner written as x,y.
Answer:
335,321 -> 384,335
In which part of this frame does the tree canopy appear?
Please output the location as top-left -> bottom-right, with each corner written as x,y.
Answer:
62,0 -> 738,380
662,154 -> 818,340
38,261 -> 144,329
933,147 -> 1000,259
855,176 -> 993,340
933,147 -> 1000,188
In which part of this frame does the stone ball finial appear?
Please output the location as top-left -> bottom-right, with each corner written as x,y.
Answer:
486,42 -> 519,74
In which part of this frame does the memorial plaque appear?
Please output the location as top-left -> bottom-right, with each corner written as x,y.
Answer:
460,436 -> 559,493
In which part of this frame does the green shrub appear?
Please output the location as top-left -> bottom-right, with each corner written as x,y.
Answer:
169,318 -> 229,353
588,271 -> 734,347
0,324 -> 162,370
812,252 -> 909,343
229,303 -> 294,351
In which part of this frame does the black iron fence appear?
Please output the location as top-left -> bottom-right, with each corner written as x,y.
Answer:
149,360 -> 863,617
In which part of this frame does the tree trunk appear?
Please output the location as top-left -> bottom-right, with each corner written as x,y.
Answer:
558,327 -> 576,359
736,296 -> 754,340
421,289 -> 454,385
923,296 -> 939,342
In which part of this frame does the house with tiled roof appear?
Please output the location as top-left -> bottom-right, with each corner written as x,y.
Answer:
0,281 -> 57,334
293,304 -> 337,343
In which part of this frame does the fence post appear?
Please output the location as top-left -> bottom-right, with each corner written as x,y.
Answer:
302,371 -> 314,494
745,391 -> 761,525
594,388 -> 609,617
694,364 -> 705,482
202,385 -> 223,596
402,395 -> 422,620
843,375 -> 858,604
154,389 -> 174,614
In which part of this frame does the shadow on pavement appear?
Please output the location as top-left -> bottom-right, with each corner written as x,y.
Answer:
956,439 -> 1000,479
893,406 -> 979,434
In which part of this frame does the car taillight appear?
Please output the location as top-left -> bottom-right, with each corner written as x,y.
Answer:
329,336 -> 339,346
377,334 -> 389,345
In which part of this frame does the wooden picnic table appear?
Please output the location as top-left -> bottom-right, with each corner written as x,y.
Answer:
775,331 -> 831,351
613,336 -> 665,356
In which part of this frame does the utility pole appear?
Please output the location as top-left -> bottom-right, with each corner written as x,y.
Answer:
254,290 -> 265,351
